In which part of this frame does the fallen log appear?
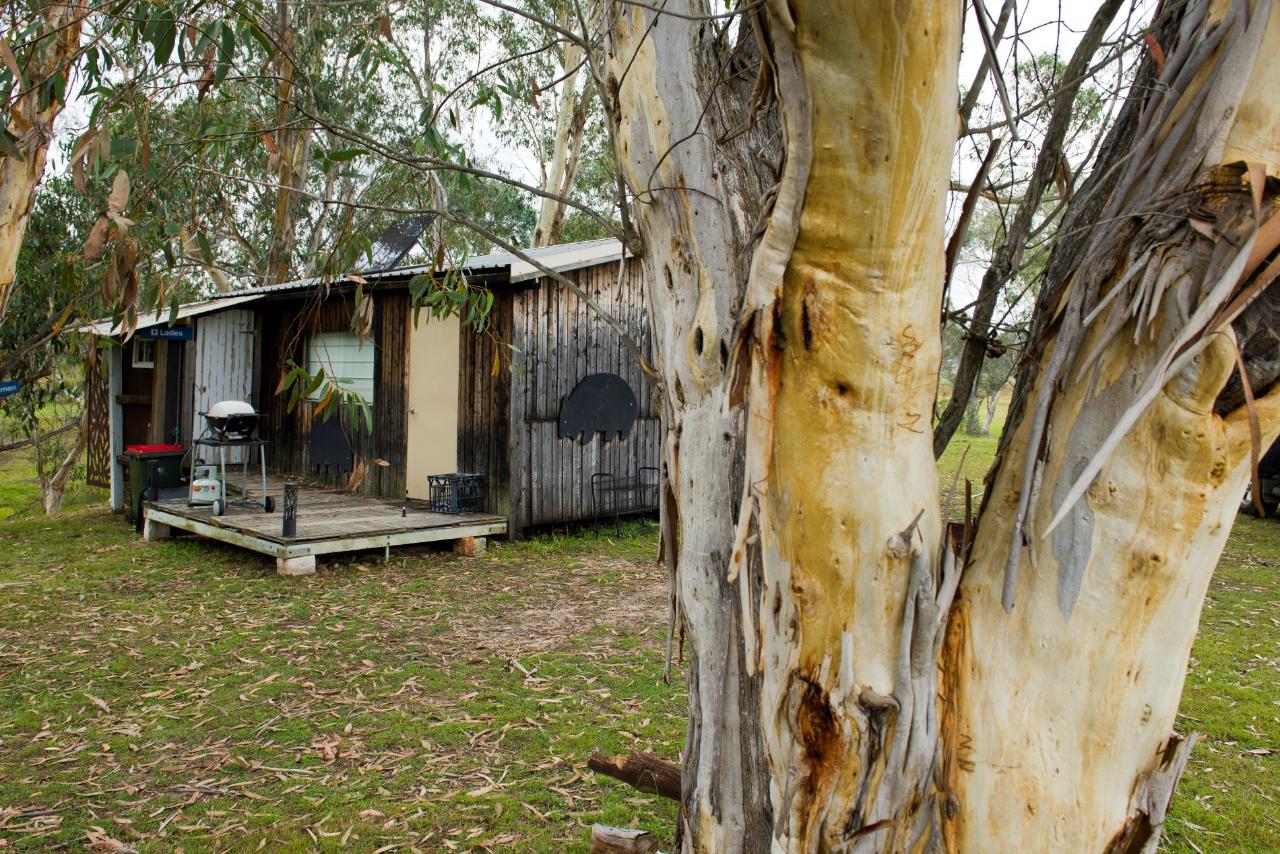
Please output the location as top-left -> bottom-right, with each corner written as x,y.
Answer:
590,825 -> 659,854
587,750 -> 680,801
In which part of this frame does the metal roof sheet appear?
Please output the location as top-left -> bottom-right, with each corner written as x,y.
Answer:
84,238 -> 627,335
239,237 -> 626,295
84,292 -> 264,337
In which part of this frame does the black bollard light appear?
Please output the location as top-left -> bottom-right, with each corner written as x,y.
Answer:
282,481 -> 298,537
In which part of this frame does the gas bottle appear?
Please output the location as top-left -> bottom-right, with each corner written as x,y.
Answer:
189,464 -> 222,506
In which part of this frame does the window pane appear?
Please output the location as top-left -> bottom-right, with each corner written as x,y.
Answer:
306,331 -> 375,403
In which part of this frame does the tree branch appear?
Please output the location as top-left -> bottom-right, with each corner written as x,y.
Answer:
934,0 -> 1124,457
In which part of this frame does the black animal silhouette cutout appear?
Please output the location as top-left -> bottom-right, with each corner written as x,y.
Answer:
558,373 -> 637,443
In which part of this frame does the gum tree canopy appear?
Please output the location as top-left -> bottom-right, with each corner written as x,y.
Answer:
600,0 -> 1280,849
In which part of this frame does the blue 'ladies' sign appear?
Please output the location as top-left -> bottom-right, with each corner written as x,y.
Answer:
140,325 -> 194,341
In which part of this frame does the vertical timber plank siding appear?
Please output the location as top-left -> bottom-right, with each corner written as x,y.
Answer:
508,287 -> 529,532
257,291 -> 408,499
457,291 -> 513,521
578,266 -> 592,516
547,277 -> 561,523
373,292 -> 410,499
556,271 -> 569,522
502,257 -> 659,528
531,282 -> 546,523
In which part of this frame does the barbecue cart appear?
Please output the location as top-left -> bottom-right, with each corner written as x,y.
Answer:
193,400 -> 274,516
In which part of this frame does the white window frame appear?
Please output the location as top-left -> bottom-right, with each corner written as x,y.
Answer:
306,331 -> 376,404
132,338 -> 156,368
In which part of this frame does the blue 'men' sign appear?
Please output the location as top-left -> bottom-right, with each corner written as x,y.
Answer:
0,380 -> 20,398
140,325 -> 194,341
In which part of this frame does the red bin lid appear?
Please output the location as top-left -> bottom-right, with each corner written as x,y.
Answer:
125,444 -> 184,454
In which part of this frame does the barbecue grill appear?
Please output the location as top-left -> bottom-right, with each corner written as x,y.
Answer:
204,400 -> 263,442
194,400 -> 273,516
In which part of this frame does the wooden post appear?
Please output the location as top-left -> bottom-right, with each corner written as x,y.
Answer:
589,825 -> 658,854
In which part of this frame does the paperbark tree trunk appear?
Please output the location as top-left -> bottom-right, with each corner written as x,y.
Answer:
0,1 -> 88,321
604,0 -> 1280,851
604,5 -> 780,848
608,0 -> 958,848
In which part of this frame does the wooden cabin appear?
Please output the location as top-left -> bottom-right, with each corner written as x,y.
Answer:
84,239 -> 660,537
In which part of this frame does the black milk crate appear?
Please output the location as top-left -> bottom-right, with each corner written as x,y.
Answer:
428,472 -> 485,514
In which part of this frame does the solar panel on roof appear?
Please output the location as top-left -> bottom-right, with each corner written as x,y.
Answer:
362,215 -> 435,273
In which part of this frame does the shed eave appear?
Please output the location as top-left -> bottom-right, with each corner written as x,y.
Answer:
83,292 -> 265,337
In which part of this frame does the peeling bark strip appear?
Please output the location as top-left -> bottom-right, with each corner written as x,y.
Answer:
0,1 -> 88,321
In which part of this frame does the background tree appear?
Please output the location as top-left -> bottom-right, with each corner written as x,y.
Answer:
936,25 -> 1123,456
0,0 -> 88,321
0,176 -> 99,513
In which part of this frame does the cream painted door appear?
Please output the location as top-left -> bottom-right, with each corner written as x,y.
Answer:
405,313 -> 460,499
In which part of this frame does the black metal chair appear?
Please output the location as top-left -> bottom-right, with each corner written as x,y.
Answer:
591,466 -> 659,535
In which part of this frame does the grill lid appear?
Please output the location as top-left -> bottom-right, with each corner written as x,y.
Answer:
208,400 -> 255,418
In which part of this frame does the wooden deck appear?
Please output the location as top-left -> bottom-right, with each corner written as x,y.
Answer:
142,488 -> 506,575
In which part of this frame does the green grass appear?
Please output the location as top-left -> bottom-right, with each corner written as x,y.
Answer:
0,506 -> 680,851
0,409 -> 1274,851
0,449 -> 104,520
0,408 -> 105,520
936,397 -> 1007,519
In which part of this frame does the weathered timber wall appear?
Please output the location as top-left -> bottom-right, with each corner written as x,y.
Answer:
505,257 -> 660,531
192,309 -> 256,463
259,289 -> 410,499
458,293 -> 514,518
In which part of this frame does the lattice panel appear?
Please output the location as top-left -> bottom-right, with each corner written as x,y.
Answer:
84,351 -> 111,489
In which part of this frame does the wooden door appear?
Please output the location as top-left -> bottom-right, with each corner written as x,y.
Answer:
192,309 -> 256,461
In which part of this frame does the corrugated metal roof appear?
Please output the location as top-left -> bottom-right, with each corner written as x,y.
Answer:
508,238 -> 625,282
84,292 -> 263,337
84,237 -> 628,334
239,237 -> 626,295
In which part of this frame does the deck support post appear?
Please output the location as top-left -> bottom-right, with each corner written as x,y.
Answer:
277,554 -> 316,576
454,536 -> 487,557
143,516 -> 172,541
